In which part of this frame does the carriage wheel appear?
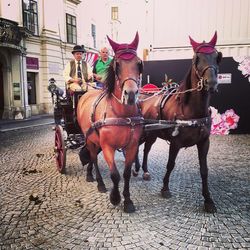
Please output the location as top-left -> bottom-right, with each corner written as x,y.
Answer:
54,125 -> 66,174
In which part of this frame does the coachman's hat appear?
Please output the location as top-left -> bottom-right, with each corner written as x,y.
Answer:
49,78 -> 56,83
72,45 -> 85,54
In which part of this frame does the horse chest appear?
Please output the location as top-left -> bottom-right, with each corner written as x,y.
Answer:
183,126 -> 209,144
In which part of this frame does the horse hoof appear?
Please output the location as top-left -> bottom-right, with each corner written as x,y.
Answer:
204,201 -> 217,213
161,189 -> 172,199
143,172 -> 151,181
124,201 -> 135,213
98,185 -> 107,193
86,175 -> 95,182
132,170 -> 139,177
110,190 -> 121,206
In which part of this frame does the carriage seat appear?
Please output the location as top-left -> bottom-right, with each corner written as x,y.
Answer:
141,83 -> 160,94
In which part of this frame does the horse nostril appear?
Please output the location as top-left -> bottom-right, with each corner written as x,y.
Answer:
124,90 -> 128,95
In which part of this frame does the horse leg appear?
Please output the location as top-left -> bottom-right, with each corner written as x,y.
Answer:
141,136 -> 157,181
123,147 -> 138,213
161,143 -> 180,198
197,139 -> 216,213
123,164 -> 135,213
79,145 -> 95,182
132,148 -> 140,177
86,162 -> 95,182
87,143 -> 106,192
94,159 -> 107,193
102,147 -> 121,206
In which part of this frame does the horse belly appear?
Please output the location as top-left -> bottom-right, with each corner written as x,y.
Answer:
161,127 -> 210,148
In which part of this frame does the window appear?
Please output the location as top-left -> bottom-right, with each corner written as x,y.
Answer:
91,24 -> 96,48
22,0 -> 39,35
111,7 -> 118,20
66,14 -> 77,44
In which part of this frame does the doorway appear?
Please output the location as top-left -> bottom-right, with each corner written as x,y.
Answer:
0,63 -> 4,118
27,72 -> 37,105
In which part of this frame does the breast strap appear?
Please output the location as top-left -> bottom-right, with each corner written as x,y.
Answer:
86,91 -> 144,139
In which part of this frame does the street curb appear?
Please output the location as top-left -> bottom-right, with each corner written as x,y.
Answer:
0,121 -> 54,132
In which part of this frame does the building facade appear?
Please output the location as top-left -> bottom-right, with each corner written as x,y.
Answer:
0,0 -> 113,120
1,0 -> 249,120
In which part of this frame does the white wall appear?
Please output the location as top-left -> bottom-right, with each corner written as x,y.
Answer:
144,0 -> 250,60
0,0 -> 21,23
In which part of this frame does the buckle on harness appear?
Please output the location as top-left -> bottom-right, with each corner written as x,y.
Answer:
126,118 -> 131,124
126,118 -> 135,126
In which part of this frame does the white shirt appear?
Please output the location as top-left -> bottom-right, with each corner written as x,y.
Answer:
63,59 -> 93,83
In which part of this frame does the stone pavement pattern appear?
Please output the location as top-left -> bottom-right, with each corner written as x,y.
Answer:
0,126 -> 249,249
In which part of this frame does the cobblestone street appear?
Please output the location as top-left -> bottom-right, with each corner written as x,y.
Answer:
0,126 -> 250,249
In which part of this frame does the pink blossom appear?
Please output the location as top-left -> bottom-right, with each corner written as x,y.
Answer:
221,109 -> 240,129
210,107 -> 240,135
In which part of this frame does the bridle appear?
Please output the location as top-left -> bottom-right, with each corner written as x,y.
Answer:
174,48 -> 220,98
111,55 -> 143,103
192,47 -> 219,91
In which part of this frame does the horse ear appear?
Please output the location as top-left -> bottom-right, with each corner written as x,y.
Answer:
129,32 -> 139,50
217,51 -> 223,64
189,35 -> 199,51
209,31 -> 217,47
107,35 -> 120,52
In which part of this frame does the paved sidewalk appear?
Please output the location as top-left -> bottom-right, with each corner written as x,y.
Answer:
0,114 -> 54,132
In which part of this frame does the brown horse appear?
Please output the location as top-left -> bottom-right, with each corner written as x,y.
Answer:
77,33 -> 144,213
134,32 -> 222,213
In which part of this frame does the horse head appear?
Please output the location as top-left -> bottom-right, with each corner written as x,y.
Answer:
189,31 -> 223,93
106,32 -> 143,105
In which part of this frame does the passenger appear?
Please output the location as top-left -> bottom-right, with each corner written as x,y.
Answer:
92,47 -> 112,88
63,45 -> 93,92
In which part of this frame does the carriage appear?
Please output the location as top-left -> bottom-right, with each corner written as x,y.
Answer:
48,77 -> 181,173
48,31 -> 221,213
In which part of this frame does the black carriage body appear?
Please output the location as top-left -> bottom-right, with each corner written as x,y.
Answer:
48,81 -> 86,173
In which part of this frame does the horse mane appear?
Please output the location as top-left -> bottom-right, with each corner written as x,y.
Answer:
179,66 -> 192,104
104,59 -> 116,96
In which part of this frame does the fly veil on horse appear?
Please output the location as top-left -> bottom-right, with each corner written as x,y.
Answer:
135,32 -> 222,213
77,32 -> 144,213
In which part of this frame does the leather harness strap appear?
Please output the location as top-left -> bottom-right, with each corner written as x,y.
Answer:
86,91 -> 144,139
155,87 -> 178,120
86,116 -> 144,139
90,91 -> 108,124
144,116 -> 212,132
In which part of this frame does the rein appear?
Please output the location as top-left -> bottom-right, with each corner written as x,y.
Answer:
174,77 -> 204,98
174,62 -> 217,98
